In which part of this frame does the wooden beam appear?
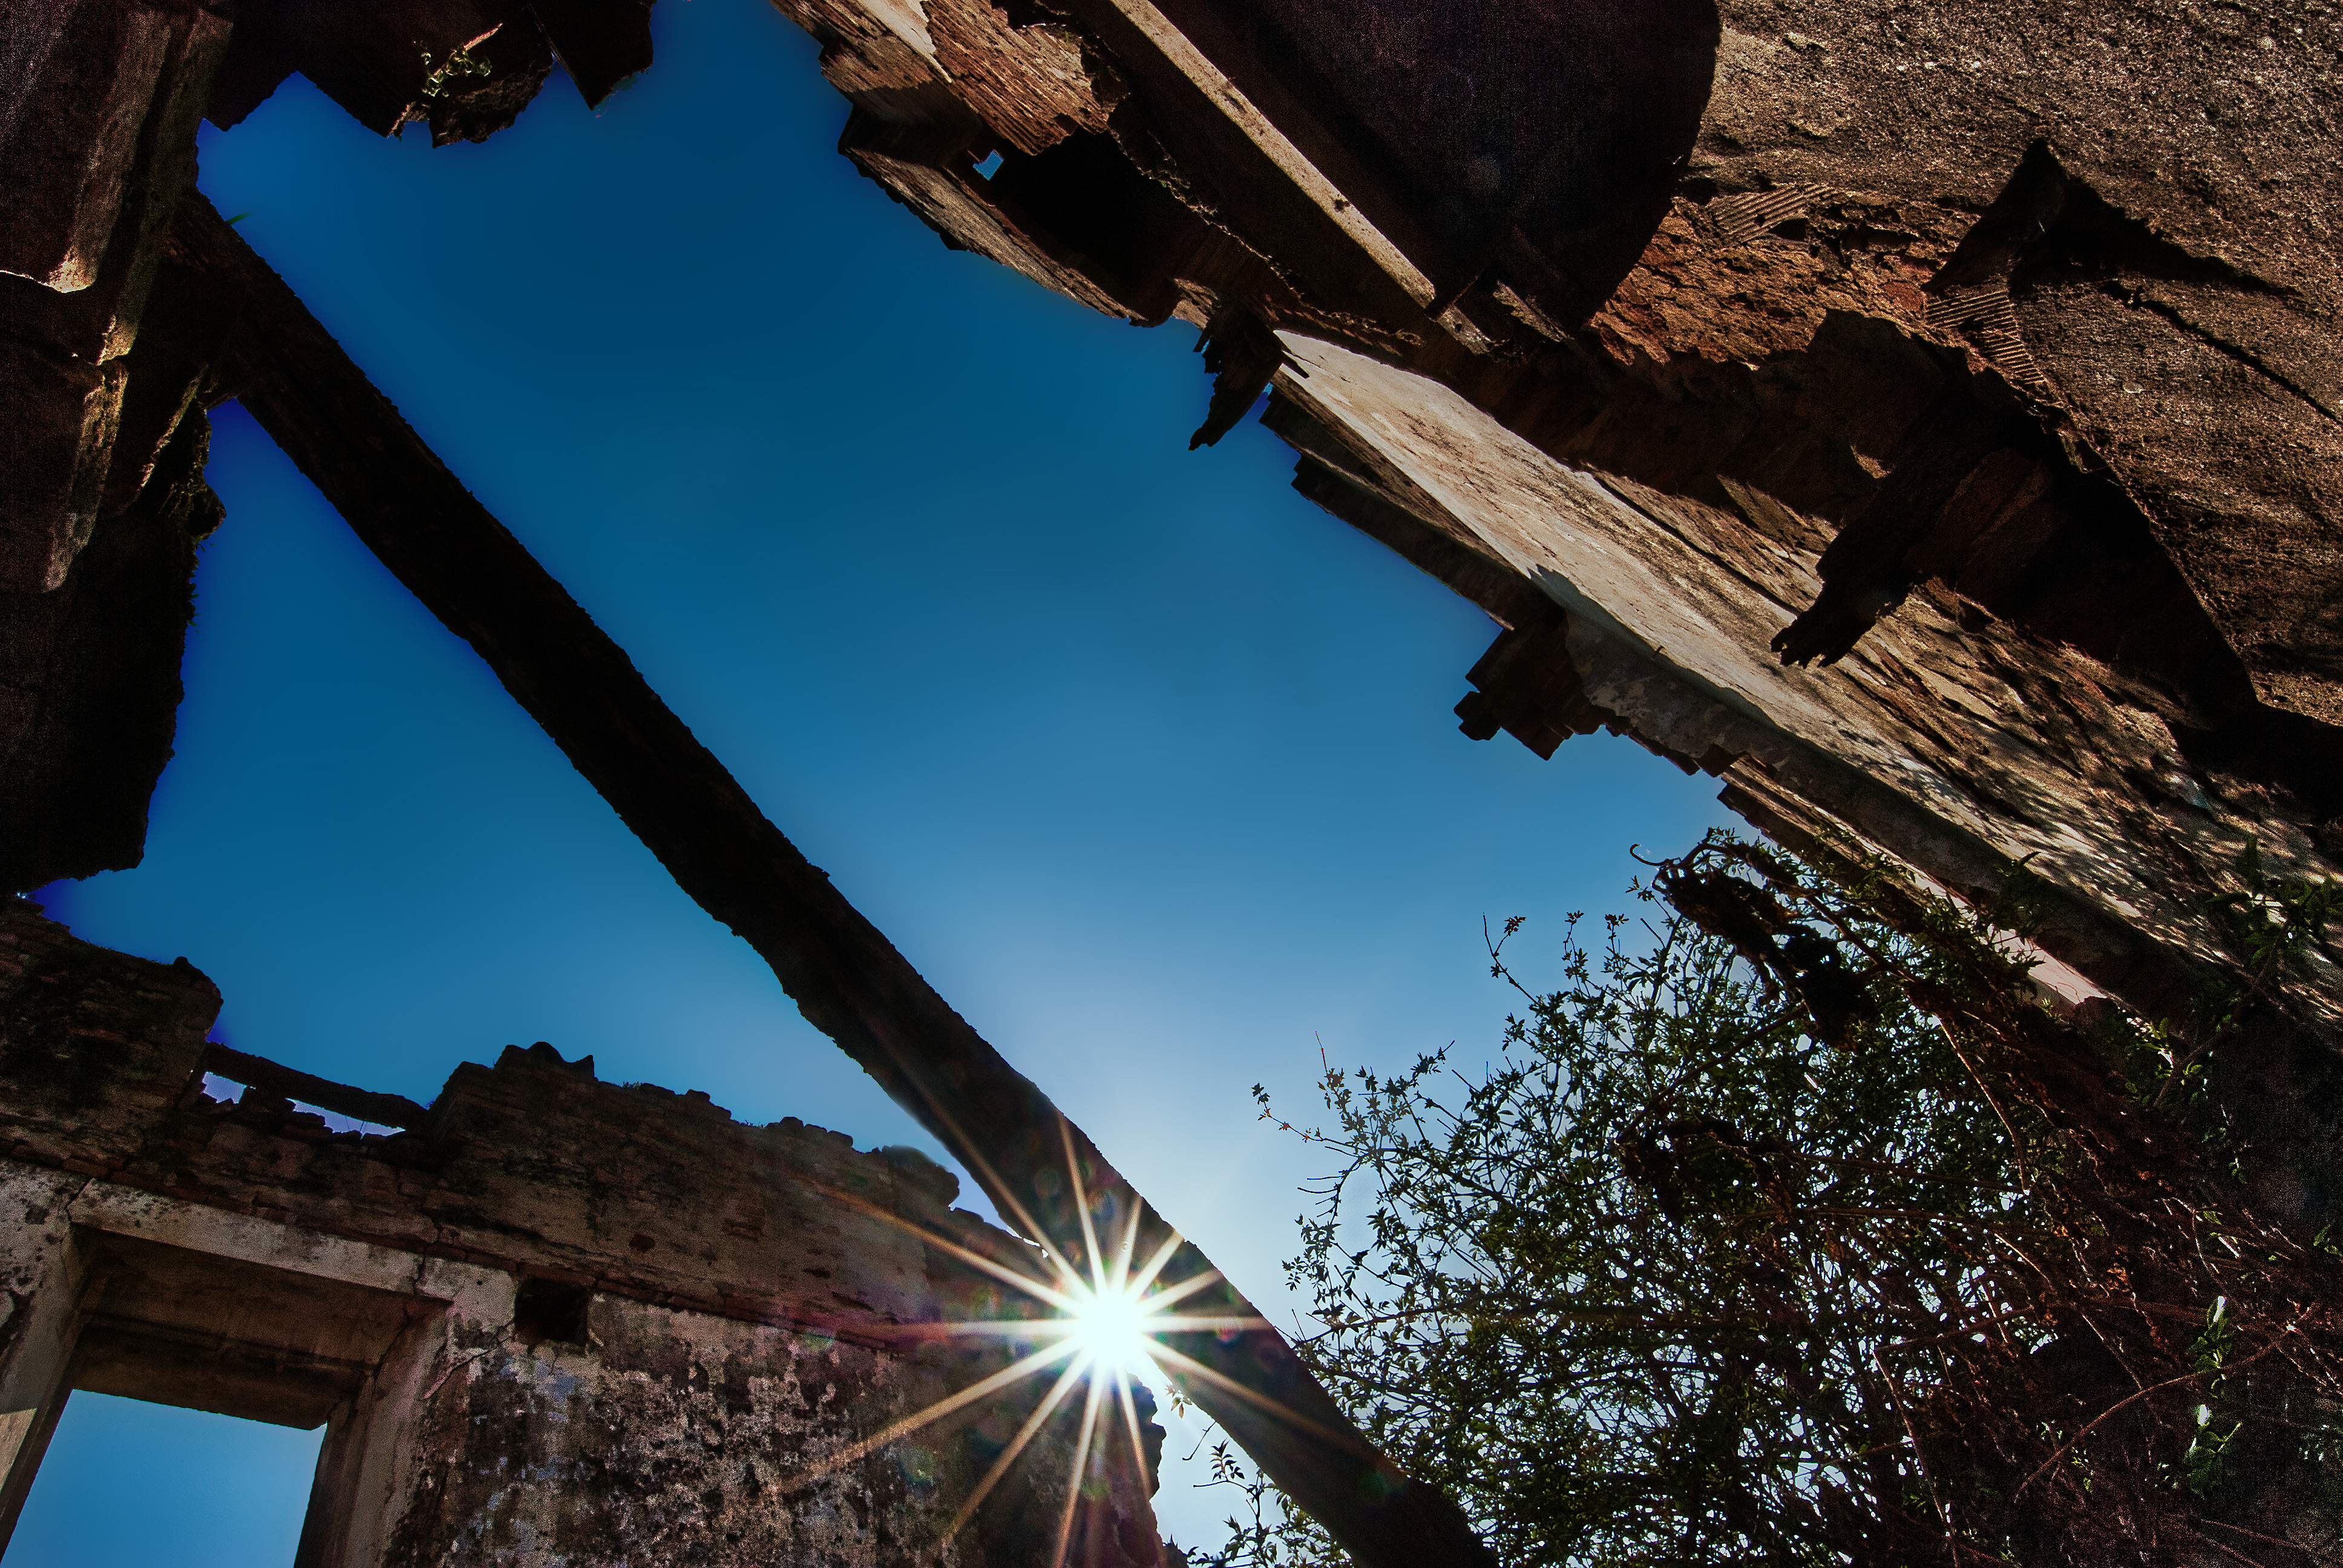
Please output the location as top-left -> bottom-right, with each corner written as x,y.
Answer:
162,194 -> 1495,1568
198,1042 -> 432,1131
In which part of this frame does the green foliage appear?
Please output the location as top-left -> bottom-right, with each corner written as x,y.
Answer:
417,36 -> 496,110
1194,1439 -> 1343,1567
1201,837 -> 2053,1564
2183,1297 -> 2240,1498
1193,833 -> 2343,1568
2156,837 -> 2343,1125
2203,837 -> 2342,1006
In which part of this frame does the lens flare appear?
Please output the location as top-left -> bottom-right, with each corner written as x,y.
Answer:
1063,1281 -> 1153,1374
779,1118 -> 1276,1568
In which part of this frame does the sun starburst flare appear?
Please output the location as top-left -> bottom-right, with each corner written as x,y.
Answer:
781,1119 -> 1277,1566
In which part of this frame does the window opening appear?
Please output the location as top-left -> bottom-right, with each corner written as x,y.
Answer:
2,1392 -> 323,1568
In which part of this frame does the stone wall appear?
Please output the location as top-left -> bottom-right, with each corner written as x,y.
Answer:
775,0 -> 2343,1142
18,0 -> 2327,1045
0,899 -> 1165,1566
11,2 -> 2333,1077
4,4 -> 2339,1551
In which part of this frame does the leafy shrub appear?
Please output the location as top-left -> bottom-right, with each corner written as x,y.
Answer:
1196,835 -> 2343,1567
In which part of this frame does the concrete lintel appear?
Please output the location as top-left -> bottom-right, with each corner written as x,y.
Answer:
66,1180 -> 511,1322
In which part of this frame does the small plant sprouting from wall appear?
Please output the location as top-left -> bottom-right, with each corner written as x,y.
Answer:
415,30 -> 498,117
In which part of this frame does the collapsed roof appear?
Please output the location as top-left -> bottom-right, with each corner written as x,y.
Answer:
4,0 -> 2339,1560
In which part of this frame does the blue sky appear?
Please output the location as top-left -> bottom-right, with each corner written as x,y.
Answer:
16,1 -> 1725,1556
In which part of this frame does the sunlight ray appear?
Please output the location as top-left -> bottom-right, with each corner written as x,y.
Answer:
1132,1264 -> 1226,1313
1108,1177 -> 1144,1294
782,1109 -> 1283,1552
1126,1225 -> 1190,1299
943,1350 -> 1093,1542
907,1227 -> 1077,1312
776,1338 -> 1081,1493
807,1181 -> 1081,1313
932,1314 -> 1268,1338
1059,1117 -> 1108,1293
1050,1366 -> 1110,1568
1142,1339 -> 1349,1442
897,1091 -> 1084,1298
1113,1366 -> 1155,1499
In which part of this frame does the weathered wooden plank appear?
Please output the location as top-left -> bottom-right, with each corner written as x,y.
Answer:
163,194 -> 1496,1568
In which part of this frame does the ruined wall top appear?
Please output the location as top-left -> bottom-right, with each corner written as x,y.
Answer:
0,897 -> 1170,1566
5,5 -> 2339,1559
0,895 -> 1024,1346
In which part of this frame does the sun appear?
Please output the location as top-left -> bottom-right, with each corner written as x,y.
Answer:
780,1117 -> 1280,1568
1062,1278 -> 1159,1376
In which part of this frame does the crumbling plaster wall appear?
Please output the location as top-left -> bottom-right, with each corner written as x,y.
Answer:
1685,3 -> 2342,725
807,2 -> 2343,1007
338,1270 -> 1076,1568
1268,329 -> 2343,1218
0,899 -> 1161,1566
1522,4 -> 2335,737
1272,327 -> 2343,1009
18,0 -> 2330,1028
5,0 -> 2339,1278
756,0 -> 2343,1221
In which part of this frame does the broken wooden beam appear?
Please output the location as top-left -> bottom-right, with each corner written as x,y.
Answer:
197,1041 -> 432,1130
160,194 -> 1495,1568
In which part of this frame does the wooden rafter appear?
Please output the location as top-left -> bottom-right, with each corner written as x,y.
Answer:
159,193 -> 1495,1568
